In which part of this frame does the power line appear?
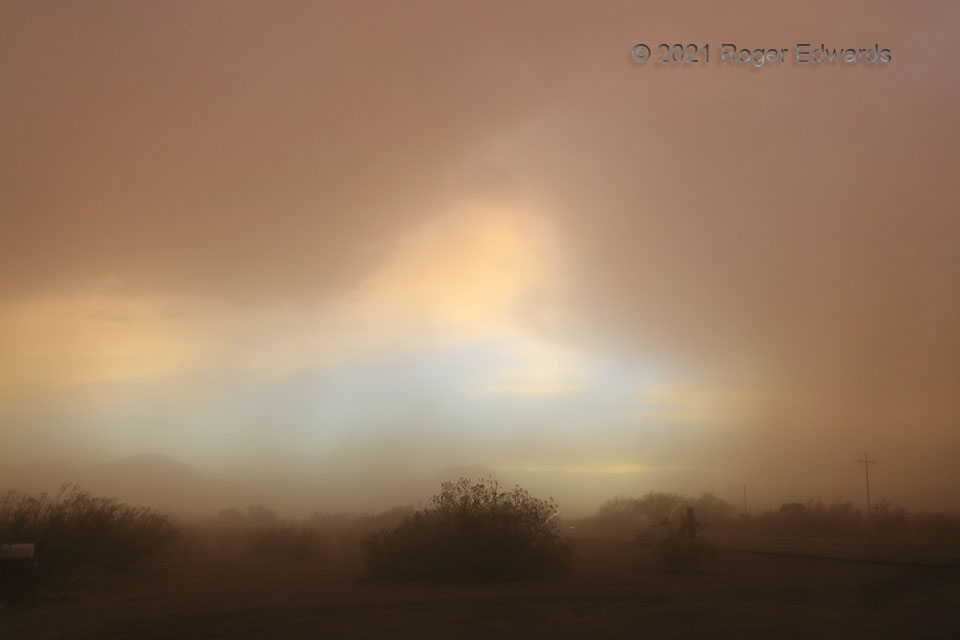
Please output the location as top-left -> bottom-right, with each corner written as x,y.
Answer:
857,452 -> 877,519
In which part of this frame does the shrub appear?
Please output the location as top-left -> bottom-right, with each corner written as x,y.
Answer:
645,508 -> 713,574
196,506 -> 323,559
597,493 -> 685,533
362,478 -> 573,582
307,505 -> 416,542
594,492 -> 737,537
0,485 -> 178,603
757,500 -> 864,537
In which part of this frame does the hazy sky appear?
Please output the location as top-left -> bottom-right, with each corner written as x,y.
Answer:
2,1 -> 958,513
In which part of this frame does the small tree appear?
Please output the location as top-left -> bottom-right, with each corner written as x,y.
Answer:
647,507 -> 712,574
362,477 -> 574,582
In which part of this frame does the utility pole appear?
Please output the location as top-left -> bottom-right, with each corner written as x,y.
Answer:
858,452 -> 877,519
743,484 -> 748,513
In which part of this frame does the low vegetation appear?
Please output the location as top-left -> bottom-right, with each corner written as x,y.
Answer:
362,478 -> 574,582
584,490 -> 960,542
593,491 -> 736,537
0,486 -> 178,604
4,479 -> 957,611
642,508 -> 714,574
185,504 -> 417,561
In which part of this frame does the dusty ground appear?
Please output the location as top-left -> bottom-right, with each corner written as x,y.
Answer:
1,538 -> 958,639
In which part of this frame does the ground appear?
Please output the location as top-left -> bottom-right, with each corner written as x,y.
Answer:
1,538 -> 957,639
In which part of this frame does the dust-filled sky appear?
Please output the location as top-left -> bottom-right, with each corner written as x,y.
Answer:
2,1 -> 959,515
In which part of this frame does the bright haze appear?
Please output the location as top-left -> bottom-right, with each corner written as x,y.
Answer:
2,1 -> 958,516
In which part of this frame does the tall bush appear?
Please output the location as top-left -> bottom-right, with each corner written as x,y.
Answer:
363,478 -> 573,582
0,486 -> 178,603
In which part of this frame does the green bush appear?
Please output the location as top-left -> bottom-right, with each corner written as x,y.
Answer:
362,478 -> 573,582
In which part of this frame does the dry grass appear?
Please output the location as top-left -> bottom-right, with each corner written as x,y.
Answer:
1,535 -> 957,639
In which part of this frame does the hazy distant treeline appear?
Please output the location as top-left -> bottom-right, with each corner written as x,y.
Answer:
577,491 -> 960,541
174,503 -> 417,561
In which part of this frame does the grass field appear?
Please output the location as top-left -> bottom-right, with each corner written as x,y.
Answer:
2,536 -> 957,639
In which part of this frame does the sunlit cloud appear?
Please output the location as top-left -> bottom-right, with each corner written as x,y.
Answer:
469,338 -> 592,396
0,285 -> 210,388
0,206 -> 567,396
356,206 -> 561,334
